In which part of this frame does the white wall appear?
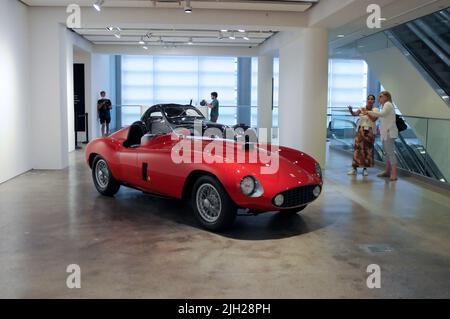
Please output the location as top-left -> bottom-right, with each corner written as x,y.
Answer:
64,28 -> 75,153
0,0 -> 31,184
91,54 -> 113,139
28,7 -> 93,169
29,10 -> 67,169
0,4 -> 94,182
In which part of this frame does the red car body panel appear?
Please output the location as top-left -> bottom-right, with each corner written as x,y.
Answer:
85,127 -> 323,212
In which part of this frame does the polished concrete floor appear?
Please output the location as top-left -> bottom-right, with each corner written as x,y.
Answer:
0,146 -> 449,298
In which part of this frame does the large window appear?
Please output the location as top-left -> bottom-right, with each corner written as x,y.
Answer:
273,57 -> 279,128
328,59 -> 368,113
121,56 -> 369,128
121,55 -> 238,126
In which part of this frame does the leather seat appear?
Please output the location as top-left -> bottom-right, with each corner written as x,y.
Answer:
123,121 -> 147,148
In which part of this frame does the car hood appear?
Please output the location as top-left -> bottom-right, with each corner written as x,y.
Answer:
188,138 -> 320,189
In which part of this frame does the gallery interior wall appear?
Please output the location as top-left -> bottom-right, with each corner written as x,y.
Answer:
0,0 -> 31,184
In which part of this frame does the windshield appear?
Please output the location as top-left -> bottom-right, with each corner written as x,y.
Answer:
164,106 -> 205,121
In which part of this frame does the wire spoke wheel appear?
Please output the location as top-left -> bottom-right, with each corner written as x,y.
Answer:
95,159 -> 110,189
196,183 -> 222,223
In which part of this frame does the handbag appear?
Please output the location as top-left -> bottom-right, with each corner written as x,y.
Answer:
396,114 -> 408,132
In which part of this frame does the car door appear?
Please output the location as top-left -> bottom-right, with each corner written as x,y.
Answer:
133,135 -> 178,195
118,143 -> 140,185
134,118 -> 182,196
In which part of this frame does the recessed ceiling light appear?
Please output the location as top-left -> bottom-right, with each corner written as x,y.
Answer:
221,29 -> 228,32
143,46 -> 148,50
238,29 -> 245,33
337,34 -> 345,38
243,36 -> 250,41
139,38 -> 145,45
188,37 -> 193,45
229,33 -> 236,40
114,32 -> 121,39
93,0 -> 104,12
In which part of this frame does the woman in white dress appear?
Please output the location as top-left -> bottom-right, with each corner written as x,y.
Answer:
362,91 -> 399,181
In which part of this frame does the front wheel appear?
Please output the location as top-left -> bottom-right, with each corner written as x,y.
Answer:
92,156 -> 120,196
279,205 -> 307,215
191,175 -> 237,231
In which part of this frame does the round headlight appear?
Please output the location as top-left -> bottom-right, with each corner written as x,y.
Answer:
315,163 -> 322,178
274,194 -> 284,207
240,176 -> 256,196
313,186 -> 321,197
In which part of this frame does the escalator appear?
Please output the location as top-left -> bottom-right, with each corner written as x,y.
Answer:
387,7 -> 450,103
374,134 -> 447,183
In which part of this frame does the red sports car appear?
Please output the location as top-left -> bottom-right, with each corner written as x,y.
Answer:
85,104 -> 323,230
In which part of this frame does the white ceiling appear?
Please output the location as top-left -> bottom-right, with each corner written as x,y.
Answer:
329,0 -> 450,50
21,0 -> 318,12
74,27 -> 275,47
22,0 -> 318,48
23,0 -> 447,51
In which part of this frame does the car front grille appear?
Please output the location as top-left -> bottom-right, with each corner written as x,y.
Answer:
274,184 -> 320,208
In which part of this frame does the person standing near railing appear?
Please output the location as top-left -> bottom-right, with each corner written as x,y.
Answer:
362,91 -> 399,182
347,95 -> 379,176
205,92 -> 220,123
97,91 -> 112,137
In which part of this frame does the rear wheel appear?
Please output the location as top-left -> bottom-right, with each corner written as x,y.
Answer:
191,175 -> 237,231
92,156 -> 120,196
279,205 -> 307,215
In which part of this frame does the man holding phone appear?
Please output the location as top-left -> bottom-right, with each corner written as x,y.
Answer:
97,91 -> 112,136
206,92 -> 219,123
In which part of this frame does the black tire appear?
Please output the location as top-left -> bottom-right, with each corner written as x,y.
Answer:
279,205 -> 307,215
191,175 -> 237,231
92,155 -> 120,196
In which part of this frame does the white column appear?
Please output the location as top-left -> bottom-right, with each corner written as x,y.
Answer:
29,13 -> 69,169
257,55 -> 274,132
278,28 -> 328,167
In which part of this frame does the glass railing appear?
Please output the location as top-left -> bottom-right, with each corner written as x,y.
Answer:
328,110 -> 449,184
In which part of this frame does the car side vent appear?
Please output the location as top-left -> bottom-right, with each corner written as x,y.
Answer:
142,163 -> 148,181
243,134 -> 254,151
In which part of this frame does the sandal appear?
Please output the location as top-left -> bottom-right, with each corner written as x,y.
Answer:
377,172 -> 390,178
390,176 -> 398,182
